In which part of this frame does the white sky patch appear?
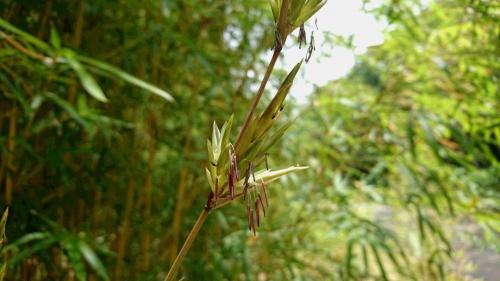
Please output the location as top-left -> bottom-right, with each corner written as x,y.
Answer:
276,0 -> 387,104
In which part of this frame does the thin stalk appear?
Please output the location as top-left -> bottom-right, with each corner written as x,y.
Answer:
163,208 -> 209,281
235,48 -> 280,148
235,0 -> 290,148
1,34 -> 53,63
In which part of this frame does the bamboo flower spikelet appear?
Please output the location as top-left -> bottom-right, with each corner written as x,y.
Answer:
164,1 -> 326,281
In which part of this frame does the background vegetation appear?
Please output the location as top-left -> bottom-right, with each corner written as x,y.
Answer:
0,0 -> 498,280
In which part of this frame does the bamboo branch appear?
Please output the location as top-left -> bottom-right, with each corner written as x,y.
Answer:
163,208 -> 209,281
163,2 -> 292,280
235,0 -> 290,148
0,32 -> 53,64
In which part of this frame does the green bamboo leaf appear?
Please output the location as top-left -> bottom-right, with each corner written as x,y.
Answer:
294,0 -> 328,26
361,244 -> 369,277
30,210 -> 66,232
7,235 -> 61,266
78,56 -> 174,102
236,117 -> 258,158
245,121 -> 293,163
0,17 -> 50,50
401,165 -> 441,214
416,206 -> 426,242
212,121 -> 221,147
212,121 -> 222,159
65,54 -> 108,102
220,115 -> 234,150
50,24 -> 61,49
2,232 -> 49,252
429,171 -> 455,215
418,113 -> 443,161
345,239 -> 355,279
380,243 -> 405,275
255,61 -> 302,140
78,241 -> 109,281
370,243 -> 389,281
63,239 -> 87,281
259,121 -> 293,154
289,0 -> 306,22
269,0 -> 281,22
407,111 -> 417,159
236,166 -> 308,188
45,92 -> 89,128
207,139 -> 215,165
424,218 -> 452,254
206,168 -> 215,192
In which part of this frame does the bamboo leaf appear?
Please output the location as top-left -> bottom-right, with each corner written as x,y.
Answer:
2,232 -> 49,252
237,166 -> 308,187
63,239 -> 87,281
370,243 -> 389,281
78,56 -> 174,102
345,239 -> 355,279
50,24 -> 61,49
45,92 -> 89,128
361,244 -> 369,277
206,168 -> 215,192
78,241 -> 109,281
255,61 -> 302,139
220,115 -> 234,150
0,17 -> 51,50
7,235 -> 61,266
65,54 -> 108,102
269,0 -> 281,22
294,0 -> 328,26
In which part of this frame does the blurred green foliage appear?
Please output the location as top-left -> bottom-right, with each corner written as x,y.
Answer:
0,0 -> 498,280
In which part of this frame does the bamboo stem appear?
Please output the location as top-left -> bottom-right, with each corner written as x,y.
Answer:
234,48 -> 281,148
1,33 -> 53,63
163,208 -> 209,281
235,0 -> 290,148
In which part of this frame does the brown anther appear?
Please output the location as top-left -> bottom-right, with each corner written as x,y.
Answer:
250,209 -> 256,236
298,23 -> 307,49
261,182 -> 269,208
305,31 -> 316,63
255,200 -> 260,227
258,193 -> 266,217
229,144 -> 240,181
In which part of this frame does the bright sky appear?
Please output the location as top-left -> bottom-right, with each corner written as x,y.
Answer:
277,0 -> 387,103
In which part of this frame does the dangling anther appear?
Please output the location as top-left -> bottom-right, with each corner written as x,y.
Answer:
255,200 -> 260,227
305,31 -> 316,63
258,193 -> 266,217
298,23 -> 307,49
261,181 -> 269,208
250,163 -> 256,183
